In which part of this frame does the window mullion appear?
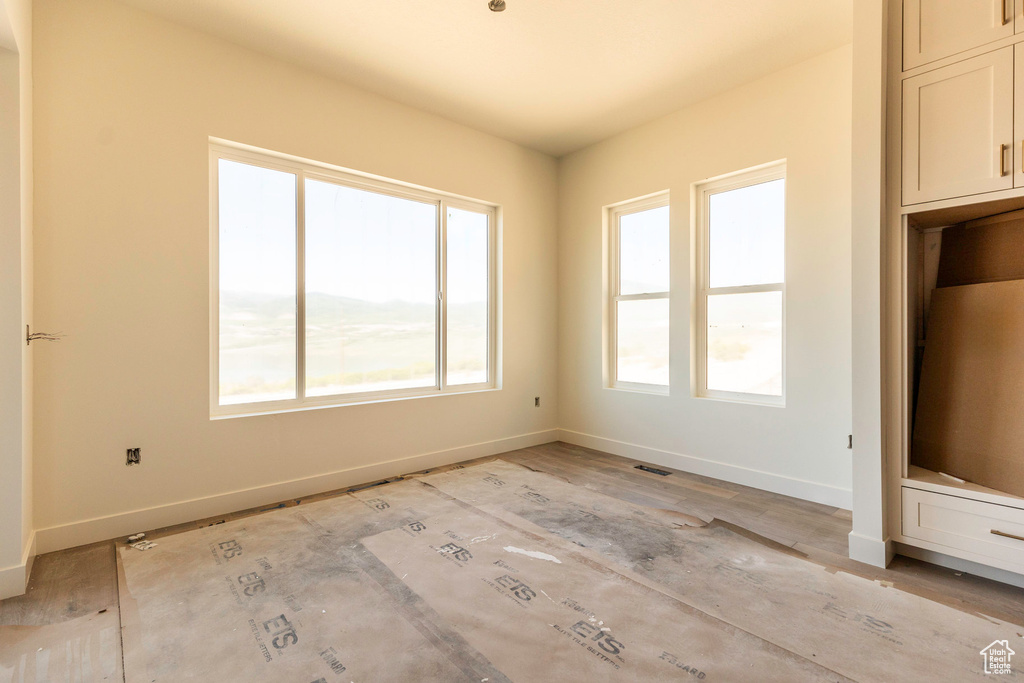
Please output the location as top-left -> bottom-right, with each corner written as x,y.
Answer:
438,201 -> 446,392
296,171 -> 306,403
611,213 -> 620,385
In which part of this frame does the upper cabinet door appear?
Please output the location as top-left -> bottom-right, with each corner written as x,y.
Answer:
903,47 -> 1014,205
904,0 -> 1013,70
1014,45 -> 1024,187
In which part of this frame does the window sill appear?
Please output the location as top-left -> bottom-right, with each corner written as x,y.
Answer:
694,393 -> 785,408
211,385 -> 498,420
607,383 -> 670,396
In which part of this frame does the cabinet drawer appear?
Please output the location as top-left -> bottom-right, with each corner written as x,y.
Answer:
903,487 -> 1024,569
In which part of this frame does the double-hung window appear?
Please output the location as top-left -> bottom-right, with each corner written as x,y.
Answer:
608,194 -> 670,391
211,142 -> 496,416
694,162 -> 786,404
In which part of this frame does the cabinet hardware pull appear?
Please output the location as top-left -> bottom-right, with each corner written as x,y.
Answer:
1004,0 -> 1012,25
1001,144 -> 1010,176
991,529 -> 1024,543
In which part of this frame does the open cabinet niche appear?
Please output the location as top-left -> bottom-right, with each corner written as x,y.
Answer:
908,207 -> 1024,499
898,202 -> 1024,579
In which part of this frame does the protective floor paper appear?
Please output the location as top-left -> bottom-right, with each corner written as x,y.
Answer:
114,460 -> 1023,681
421,461 -> 1024,681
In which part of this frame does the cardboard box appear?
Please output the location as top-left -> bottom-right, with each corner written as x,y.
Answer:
936,211 -> 1024,288
913,280 -> 1024,498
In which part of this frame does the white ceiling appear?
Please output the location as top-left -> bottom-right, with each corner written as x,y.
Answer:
119,0 -> 852,157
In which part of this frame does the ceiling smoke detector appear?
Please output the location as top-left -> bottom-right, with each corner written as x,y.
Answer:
488,0 -> 506,12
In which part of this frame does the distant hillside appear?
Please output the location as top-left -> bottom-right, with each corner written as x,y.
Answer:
219,290 -> 486,400
220,291 -> 484,326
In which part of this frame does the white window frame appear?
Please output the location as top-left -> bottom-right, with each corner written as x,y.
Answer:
209,140 -> 499,418
607,192 -> 670,393
693,161 -> 786,406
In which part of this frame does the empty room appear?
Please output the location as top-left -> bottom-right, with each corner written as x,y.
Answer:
2,0 -> 1023,680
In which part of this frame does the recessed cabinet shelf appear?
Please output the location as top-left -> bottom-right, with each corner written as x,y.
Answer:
905,465 -> 1024,506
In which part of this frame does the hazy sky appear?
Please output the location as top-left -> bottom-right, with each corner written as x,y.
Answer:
619,204 -> 669,294
219,159 -> 488,304
219,159 -> 296,298
709,178 -> 785,288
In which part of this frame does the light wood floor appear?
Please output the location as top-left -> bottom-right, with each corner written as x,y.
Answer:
3,441 -> 1023,676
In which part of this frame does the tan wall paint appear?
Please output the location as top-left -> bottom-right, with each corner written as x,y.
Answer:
557,46 -> 854,505
32,0 -> 558,540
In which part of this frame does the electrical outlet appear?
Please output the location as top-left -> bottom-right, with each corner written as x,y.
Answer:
126,448 -> 141,466
534,396 -> 540,407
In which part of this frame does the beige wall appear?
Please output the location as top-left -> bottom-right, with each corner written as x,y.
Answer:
557,46 -> 854,506
32,0 -> 558,550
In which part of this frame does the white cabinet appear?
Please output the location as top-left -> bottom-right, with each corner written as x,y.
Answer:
1015,46 -> 1024,187
896,0 -> 1024,583
902,47 -> 1014,205
904,0 -> 1014,69
903,487 -> 1024,573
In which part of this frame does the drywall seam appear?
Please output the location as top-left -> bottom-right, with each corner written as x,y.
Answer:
34,430 -> 558,554
0,529 -> 35,600
557,429 -> 853,509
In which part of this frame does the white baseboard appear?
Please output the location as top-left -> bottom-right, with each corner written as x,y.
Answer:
847,531 -> 893,568
894,542 -> 1024,589
35,429 -> 559,555
0,530 -> 36,600
556,429 -> 853,509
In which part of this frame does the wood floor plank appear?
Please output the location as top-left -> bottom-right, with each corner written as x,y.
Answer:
0,541 -> 118,627
590,463 -> 738,502
794,543 -> 1024,626
546,441 -> 752,495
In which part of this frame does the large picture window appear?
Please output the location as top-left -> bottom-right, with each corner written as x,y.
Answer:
211,143 -> 497,416
608,194 -> 670,391
694,162 -> 785,404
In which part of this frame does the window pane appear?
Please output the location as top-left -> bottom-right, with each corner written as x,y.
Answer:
706,291 -> 782,396
446,207 -> 488,386
619,205 -> 669,295
616,299 -> 669,386
218,159 -> 297,405
709,178 -> 784,288
304,179 -> 437,396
